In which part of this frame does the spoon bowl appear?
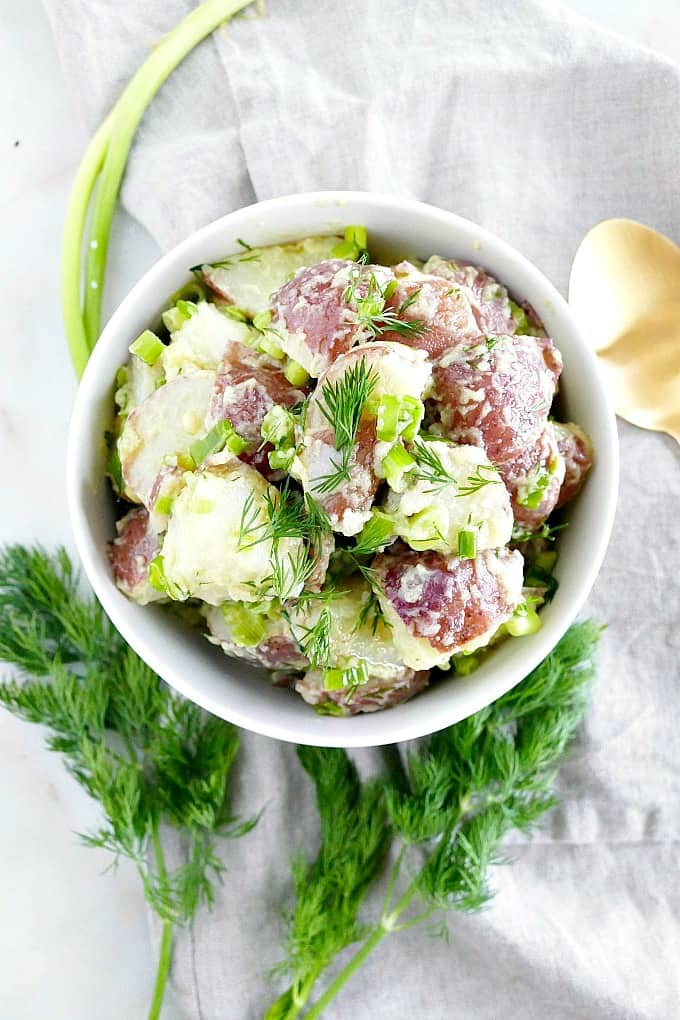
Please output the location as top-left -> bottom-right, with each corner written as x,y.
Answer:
569,217 -> 680,444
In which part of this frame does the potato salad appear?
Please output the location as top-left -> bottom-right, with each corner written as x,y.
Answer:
107,229 -> 592,715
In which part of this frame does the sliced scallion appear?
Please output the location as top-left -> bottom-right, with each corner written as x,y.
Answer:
381,441 -> 416,491
284,360 -> 310,387
129,329 -> 164,366
323,661 -> 370,691
457,528 -> 477,560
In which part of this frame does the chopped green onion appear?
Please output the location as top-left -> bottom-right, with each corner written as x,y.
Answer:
162,299 -> 198,333
506,604 -> 542,637
261,405 -> 296,448
115,364 -> 129,389
258,334 -> 285,360
517,469 -> 551,509
524,564 -> 559,601
454,654 -> 480,676
323,661 -> 370,691
189,419 -> 248,467
268,448 -> 295,472
148,555 -> 186,601
252,309 -> 273,332
220,602 -> 268,647
383,279 -> 398,300
331,225 -> 369,261
284,360 -> 310,387
221,305 -> 249,322
148,555 -> 166,593
107,448 -> 123,494
535,550 -> 558,572
313,702 -> 347,716
381,441 -> 416,491
153,494 -> 174,516
370,394 -> 424,443
401,505 -> 448,550
129,329 -> 164,366
509,300 -> 530,333
176,452 -> 195,472
354,510 -> 395,555
457,528 -> 477,560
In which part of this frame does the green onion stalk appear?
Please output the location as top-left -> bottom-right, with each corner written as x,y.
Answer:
59,2 -> 256,1017
62,0 -> 254,378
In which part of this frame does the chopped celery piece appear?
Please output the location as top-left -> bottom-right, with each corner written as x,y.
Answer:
370,394 -> 424,443
129,329 -> 164,366
381,441 -> 415,491
258,334 -> 285,360
220,602 -> 268,647
323,661 -> 370,691
506,604 -> 542,637
331,224 -> 368,261
153,494 -> 174,516
457,528 -> 477,560
261,405 -> 296,448
284,360 -> 310,387
189,419 -> 248,467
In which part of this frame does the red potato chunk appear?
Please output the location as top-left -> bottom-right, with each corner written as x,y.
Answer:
108,508 -> 163,605
373,545 -> 524,669
553,421 -> 594,509
204,605 -> 308,671
293,341 -> 432,535
498,426 -> 566,531
381,261 -> 480,358
295,667 -> 429,715
208,347 -> 307,479
423,255 -> 518,336
270,259 -> 394,377
431,334 -> 562,463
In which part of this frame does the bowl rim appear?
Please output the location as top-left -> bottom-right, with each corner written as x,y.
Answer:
66,190 -> 619,747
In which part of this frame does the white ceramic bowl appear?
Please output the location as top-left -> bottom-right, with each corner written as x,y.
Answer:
67,191 -> 618,748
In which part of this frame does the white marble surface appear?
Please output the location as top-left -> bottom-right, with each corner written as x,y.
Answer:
1,2 -> 678,1017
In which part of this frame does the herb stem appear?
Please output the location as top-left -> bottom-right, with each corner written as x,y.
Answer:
148,822 -> 173,1020
148,918 -> 173,1020
302,926 -> 388,1020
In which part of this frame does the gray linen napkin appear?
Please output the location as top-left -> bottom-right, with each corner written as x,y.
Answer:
44,1 -> 680,1017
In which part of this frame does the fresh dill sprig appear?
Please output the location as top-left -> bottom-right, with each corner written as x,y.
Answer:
0,545 -> 258,1020
355,587 -> 388,636
264,747 -> 391,1020
456,463 -> 501,497
343,267 -> 430,342
294,605 -> 333,670
265,621 -> 602,1019
411,438 -> 458,493
313,360 -> 379,495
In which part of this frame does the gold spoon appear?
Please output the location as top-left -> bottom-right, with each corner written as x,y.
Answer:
568,217 -> 680,444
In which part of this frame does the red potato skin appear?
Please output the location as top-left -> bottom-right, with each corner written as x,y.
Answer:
555,423 -> 594,509
208,351 -> 307,480
497,427 -> 565,530
425,259 -> 518,336
381,267 -> 480,358
310,417 -> 378,529
295,667 -> 430,715
271,259 -> 393,373
108,508 -> 160,598
373,546 -> 522,655
431,335 -> 562,463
